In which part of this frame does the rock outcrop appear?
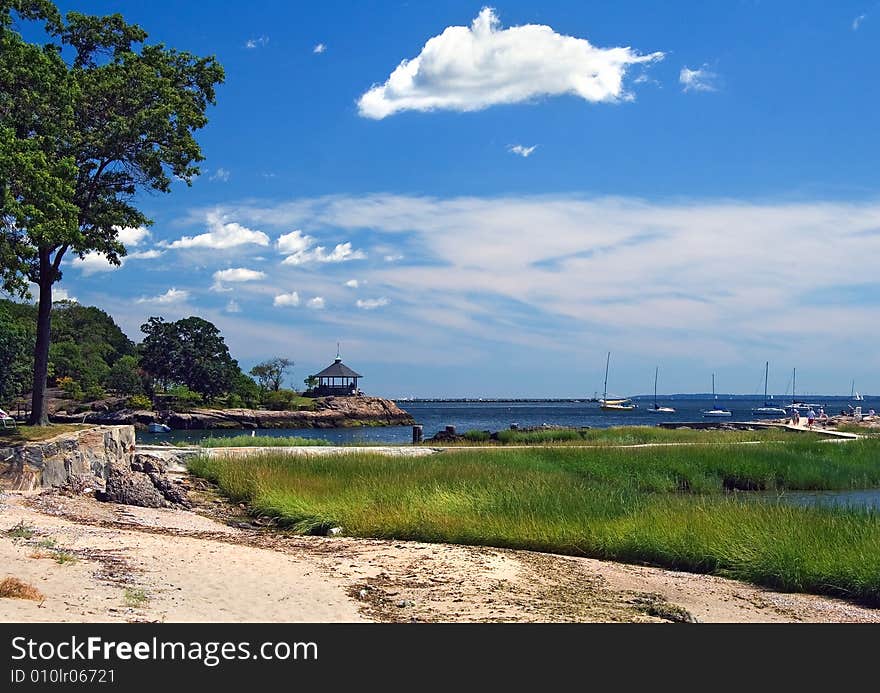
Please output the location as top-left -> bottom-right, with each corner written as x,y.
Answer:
0,426 -> 133,492
50,396 -> 415,430
0,425 -> 188,508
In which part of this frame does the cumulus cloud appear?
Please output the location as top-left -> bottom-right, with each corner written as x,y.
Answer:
357,7 -> 663,119
210,168 -> 231,182
246,36 -> 269,49
168,213 -> 270,250
277,229 -> 366,265
306,297 -> 325,310
313,43 -> 326,53
345,279 -> 359,288
53,287 -> 77,303
273,291 -> 301,307
356,297 -> 389,310
680,65 -> 718,92
117,226 -> 151,246
136,288 -> 189,305
508,144 -> 537,158
211,267 -> 267,292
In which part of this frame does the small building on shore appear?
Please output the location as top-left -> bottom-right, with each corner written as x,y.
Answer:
307,356 -> 363,397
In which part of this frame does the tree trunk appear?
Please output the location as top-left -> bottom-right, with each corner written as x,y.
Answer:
29,256 -> 52,426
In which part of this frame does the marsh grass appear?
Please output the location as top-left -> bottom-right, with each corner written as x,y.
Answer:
459,426 -> 809,446
190,438 -> 880,603
198,435 -> 331,448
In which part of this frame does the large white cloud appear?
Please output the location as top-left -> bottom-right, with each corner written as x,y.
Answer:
358,7 -> 663,118
168,213 -> 269,250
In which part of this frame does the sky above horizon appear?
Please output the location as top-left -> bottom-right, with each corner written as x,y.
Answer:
14,1 -> 880,397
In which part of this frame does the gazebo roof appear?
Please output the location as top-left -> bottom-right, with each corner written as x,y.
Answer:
313,357 -> 362,379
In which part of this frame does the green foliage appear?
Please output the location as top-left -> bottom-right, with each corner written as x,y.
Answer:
0,303 -> 33,402
140,316 -> 240,400
127,394 -> 152,410
166,384 -> 202,407
262,388 -> 315,411
106,354 -> 142,395
56,376 -> 83,401
462,430 -> 491,442
83,383 -> 104,401
250,357 -> 294,393
49,338 -> 109,387
231,370 -> 260,407
191,438 -> 880,605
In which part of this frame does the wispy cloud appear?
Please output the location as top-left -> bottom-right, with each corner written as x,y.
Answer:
210,168 -> 231,182
246,36 -> 269,49
853,13 -> 867,30
136,288 -> 189,305
168,213 -> 270,250
313,43 -> 326,54
356,297 -> 389,310
508,144 -> 538,158
680,65 -> 719,92
358,7 -> 663,118
225,300 -> 242,313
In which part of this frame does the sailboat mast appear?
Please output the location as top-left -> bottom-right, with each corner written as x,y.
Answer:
764,361 -> 769,402
792,368 -> 796,404
712,373 -> 716,399
603,352 -> 610,402
654,366 -> 659,406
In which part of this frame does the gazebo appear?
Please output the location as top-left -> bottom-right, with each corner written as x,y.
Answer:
309,356 -> 362,397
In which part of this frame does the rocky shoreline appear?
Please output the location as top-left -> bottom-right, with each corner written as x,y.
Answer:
49,396 -> 415,430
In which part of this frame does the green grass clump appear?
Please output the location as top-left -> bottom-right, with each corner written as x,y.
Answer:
189,437 -> 880,604
7,522 -> 35,539
198,435 -> 331,448
472,426 -> 808,446
124,588 -> 149,607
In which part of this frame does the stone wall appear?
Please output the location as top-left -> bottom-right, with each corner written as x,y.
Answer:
0,426 -> 135,492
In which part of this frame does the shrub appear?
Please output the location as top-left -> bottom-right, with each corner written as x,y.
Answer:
263,389 -> 297,410
57,376 -> 84,401
167,385 -> 203,407
83,384 -> 105,401
128,394 -> 152,410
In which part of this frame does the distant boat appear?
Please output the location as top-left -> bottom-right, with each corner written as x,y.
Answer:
851,381 -> 865,401
786,367 -> 824,412
147,422 -> 171,433
752,362 -> 786,417
599,352 -> 636,411
647,366 -> 675,413
702,373 -> 731,417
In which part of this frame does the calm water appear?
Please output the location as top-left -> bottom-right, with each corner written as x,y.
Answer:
761,489 -> 880,512
136,395 -> 877,446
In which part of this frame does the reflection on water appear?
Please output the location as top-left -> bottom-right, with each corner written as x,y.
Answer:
758,489 -> 880,511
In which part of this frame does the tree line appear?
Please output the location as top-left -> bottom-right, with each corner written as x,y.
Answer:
0,297 -> 303,412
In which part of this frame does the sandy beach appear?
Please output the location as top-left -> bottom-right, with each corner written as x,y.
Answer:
2,483 -> 878,624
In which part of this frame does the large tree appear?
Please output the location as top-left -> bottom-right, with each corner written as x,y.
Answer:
0,1 -> 223,424
140,316 -> 240,400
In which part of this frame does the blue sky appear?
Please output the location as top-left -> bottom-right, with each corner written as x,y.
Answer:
22,1 -> 880,397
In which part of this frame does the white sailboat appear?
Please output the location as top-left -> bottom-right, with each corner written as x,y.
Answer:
647,366 -> 675,413
851,381 -> 865,402
702,373 -> 732,417
752,362 -> 786,417
599,352 -> 636,411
